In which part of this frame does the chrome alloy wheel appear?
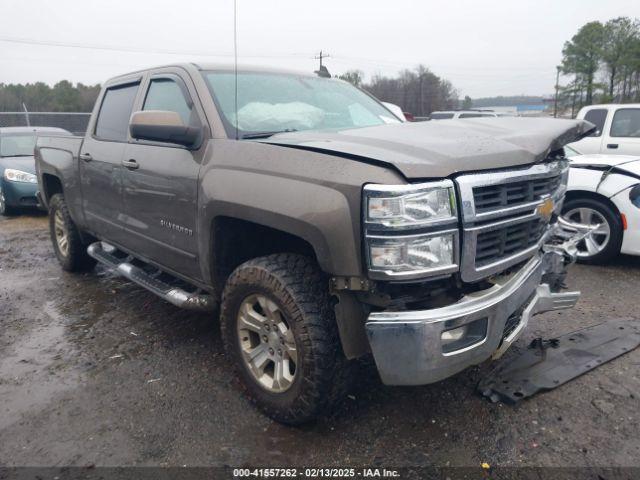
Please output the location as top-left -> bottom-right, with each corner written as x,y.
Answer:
563,207 -> 611,258
237,294 -> 298,393
54,209 -> 70,257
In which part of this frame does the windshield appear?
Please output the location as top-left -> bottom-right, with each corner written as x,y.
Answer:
0,134 -> 37,157
203,71 -> 400,138
430,113 -> 455,120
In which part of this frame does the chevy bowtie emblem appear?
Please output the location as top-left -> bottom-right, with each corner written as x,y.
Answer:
536,197 -> 555,221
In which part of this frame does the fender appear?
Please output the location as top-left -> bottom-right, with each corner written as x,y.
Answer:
195,139 -> 405,286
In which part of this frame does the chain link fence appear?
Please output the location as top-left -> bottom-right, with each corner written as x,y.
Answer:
0,112 -> 91,135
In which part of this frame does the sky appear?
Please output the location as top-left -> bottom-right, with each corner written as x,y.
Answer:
1,0 -> 639,98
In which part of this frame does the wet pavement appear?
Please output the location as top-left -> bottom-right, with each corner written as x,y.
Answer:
1,212 -> 639,468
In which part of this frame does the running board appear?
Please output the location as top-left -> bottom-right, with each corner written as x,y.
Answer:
87,242 -> 216,312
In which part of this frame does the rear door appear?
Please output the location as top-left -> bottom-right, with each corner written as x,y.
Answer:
80,78 -> 141,244
604,107 -> 640,155
120,69 -> 208,281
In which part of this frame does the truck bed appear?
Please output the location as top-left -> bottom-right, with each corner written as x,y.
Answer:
34,135 -> 84,211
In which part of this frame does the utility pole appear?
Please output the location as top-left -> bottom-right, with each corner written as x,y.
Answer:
314,50 -> 331,77
554,65 -> 561,118
314,50 -> 330,71
22,102 -> 30,127
419,75 -> 424,116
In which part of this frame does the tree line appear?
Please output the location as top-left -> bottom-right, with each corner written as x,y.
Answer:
1,69 -> 459,117
338,66 -> 459,116
560,16 -> 640,114
0,80 -> 100,112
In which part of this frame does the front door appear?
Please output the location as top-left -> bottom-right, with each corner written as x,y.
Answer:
605,107 -> 640,156
120,72 -> 206,281
80,80 -> 141,245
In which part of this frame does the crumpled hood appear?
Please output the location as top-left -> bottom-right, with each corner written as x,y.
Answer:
261,117 -> 594,179
570,154 -> 640,177
0,156 -> 36,175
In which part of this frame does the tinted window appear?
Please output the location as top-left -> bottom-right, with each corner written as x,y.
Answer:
583,109 -> 607,137
459,113 -> 492,119
95,83 -> 139,142
610,109 -> 640,138
430,113 -> 454,119
143,78 -> 193,126
0,135 -> 36,157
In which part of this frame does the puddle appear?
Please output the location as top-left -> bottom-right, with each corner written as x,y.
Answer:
0,301 -> 81,430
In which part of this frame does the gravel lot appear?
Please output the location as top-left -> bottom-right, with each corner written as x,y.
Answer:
1,212 -> 640,469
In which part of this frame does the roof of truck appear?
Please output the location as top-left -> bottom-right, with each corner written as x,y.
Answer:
0,126 -> 70,135
108,62 -> 319,81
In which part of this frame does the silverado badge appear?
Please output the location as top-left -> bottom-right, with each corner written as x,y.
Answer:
160,219 -> 194,236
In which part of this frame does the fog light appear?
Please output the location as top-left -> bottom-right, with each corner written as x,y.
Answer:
441,318 -> 488,354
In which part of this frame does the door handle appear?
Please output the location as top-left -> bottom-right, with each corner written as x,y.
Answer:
607,144 -> 619,149
122,159 -> 139,170
79,153 -> 93,162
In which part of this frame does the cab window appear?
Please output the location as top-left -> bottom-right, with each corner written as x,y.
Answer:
610,109 -> 640,138
583,109 -> 607,137
95,83 -> 140,142
143,78 -> 194,126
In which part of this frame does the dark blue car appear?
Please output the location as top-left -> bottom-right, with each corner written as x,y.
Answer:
0,127 -> 71,215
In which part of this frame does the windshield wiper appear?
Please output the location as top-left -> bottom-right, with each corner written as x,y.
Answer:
241,129 -> 297,140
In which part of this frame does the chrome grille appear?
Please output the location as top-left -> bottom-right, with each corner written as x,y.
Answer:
473,175 -> 562,213
456,160 -> 569,282
475,218 -> 546,267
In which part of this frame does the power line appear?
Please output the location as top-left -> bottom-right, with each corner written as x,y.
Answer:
0,35 -> 310,59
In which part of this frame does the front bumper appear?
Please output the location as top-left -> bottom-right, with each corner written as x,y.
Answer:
365,248 -> 580,386
1,179 -> 40,208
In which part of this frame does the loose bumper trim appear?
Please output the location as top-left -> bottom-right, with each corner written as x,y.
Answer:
365,250 -> 579,386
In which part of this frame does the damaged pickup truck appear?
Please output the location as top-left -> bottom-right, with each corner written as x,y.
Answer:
35,64 -> 592,424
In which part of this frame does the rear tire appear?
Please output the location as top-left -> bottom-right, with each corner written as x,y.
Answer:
48,194 -> 96,272
561,197 -> 623,264
220,253 -> 350,424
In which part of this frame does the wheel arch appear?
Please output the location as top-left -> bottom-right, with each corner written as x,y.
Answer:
209,215 -> 320,294
41,173 -> 64,206
564,189 -> 623,221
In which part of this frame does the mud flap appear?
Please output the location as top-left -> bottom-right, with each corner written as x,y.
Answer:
478,318 -> 640,404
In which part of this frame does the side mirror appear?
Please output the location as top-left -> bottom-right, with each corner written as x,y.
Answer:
129,110 -> 201,147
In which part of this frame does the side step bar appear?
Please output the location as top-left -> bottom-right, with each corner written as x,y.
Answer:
87,242 -> 216,312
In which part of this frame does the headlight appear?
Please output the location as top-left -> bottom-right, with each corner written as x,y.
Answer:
367,231 -> 459,278
363,180 -> 459,280
4,169 -> 37,184
364,180 -> 456,228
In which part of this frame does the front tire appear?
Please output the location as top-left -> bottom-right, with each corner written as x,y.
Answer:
561,197 -> 623,264
220,254 -> 347,424
0,186 -> 17,216
48,194 -> 96,272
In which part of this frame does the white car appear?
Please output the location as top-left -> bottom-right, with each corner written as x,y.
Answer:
568,104 -> 640,156
562,144 -> 640,263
